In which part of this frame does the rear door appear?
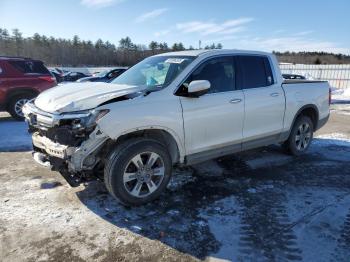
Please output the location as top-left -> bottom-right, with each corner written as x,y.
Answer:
8,60 -> 55,90
0,61 -> 9,105
237,55 -> 285,149
180,56 -> 244,156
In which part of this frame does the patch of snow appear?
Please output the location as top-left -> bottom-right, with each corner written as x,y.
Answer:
167,167 -> 194,191
0,120 -> 32,151
331,88 -> 350,103
166,210 -> 180,216
199,197 -> 241,262
286,188 -> 350,262
315,132 -> 350,143
247,188 -> 257,193
130,225 -> 142,232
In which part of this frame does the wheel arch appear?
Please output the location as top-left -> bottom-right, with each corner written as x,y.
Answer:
110,127 -> 184,164
282,104 -> 319,141
5,88 -> 39,109
293,104 -> 319,129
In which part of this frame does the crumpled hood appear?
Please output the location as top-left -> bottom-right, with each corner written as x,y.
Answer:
34,82 -> 143,113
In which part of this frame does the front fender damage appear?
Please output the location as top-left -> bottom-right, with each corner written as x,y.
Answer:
68,127 -> 109,172
32,126 -> 109,186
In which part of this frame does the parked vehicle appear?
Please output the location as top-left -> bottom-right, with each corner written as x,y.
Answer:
282,74 -> 306,80
54,67 -> 69,75
23,50 -> 330,205
63,71 -> 90,82
77,68 -> 128,83
0,56 -> 56,120
50,69 -> 64,83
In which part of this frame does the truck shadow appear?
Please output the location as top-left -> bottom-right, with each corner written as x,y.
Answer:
76,158 -> 259,260
75,137 -> 350,260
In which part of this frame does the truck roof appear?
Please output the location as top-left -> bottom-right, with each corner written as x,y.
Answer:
154,49 -> 273,57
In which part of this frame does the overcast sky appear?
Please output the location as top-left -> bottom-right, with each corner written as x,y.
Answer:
1,0 -> 349,54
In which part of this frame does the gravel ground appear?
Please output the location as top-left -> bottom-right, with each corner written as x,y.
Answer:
1,105 -> 350,261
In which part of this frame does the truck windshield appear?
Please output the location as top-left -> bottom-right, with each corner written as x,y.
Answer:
111,56 -> 195,89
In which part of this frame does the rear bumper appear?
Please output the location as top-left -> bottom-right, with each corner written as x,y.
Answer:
316,114 -> 330,131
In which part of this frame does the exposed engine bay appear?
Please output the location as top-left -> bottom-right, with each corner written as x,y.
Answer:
22,82 -> 155,186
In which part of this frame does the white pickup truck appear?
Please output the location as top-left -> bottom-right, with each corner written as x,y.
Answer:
23,50 -> 330,205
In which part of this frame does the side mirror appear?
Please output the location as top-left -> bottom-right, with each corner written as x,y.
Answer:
187,80 -> 211,97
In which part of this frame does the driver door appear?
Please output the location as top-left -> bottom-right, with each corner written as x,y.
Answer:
179,56 -> 244,159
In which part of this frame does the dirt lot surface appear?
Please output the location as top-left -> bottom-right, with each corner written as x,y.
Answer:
1,104 -> 350,261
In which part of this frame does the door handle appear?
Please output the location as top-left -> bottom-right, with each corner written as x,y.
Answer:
270,92 -> 280,97
230,98 -> 242,104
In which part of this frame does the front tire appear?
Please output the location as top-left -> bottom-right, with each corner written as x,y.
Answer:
284,115 -> 314,156
104,139 -> 172,206
8,94 -> 35,120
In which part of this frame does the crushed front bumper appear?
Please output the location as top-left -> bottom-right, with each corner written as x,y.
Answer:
23,101 -> 109,173
32,132 -> 75,159
31,129 -> 108,173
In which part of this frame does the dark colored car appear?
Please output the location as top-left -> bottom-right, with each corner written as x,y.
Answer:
63,71 -> 90,82
282,74 -> 306,80
50,69 -> 64,83
0,56 -> 57,120
77,68 -> 128,83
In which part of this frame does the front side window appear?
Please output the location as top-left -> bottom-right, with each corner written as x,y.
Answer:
111,56 -> 195,90
238,55 -> 273,89
182,56 -> 235,94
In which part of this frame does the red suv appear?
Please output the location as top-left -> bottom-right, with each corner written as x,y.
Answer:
0,56 -> 57,120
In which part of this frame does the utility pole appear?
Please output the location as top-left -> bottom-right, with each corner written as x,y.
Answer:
199,40 -> 201,49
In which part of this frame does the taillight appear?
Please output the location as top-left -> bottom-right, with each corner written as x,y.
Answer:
329,88 -> 331,105
39,76 -> 56,83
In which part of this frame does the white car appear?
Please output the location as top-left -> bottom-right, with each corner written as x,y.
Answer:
23,50 -> 330,206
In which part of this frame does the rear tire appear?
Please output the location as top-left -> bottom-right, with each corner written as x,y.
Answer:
8,94 -> 35,120
284,115 -> 314,156
104,138 -> 172,206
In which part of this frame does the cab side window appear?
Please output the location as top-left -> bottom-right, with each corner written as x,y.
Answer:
238,55 -> 274,89
184,57 -> 236,94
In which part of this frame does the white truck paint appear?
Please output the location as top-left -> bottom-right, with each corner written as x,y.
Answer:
23,49 -> 330,205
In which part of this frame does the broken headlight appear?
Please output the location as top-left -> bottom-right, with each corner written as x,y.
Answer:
61,109 -> 109,130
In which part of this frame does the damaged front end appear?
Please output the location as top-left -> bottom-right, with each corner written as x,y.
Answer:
23,101 -> 110,186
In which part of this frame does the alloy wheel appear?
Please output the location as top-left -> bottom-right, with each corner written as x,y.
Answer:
295,122 -> 312,151
14,98 -> 29,118
123,151 -> 165,198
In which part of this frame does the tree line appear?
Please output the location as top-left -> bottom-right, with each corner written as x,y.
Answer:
1,28 -> 349,66
273,51 -> 350,65
0,28 -> 223,66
